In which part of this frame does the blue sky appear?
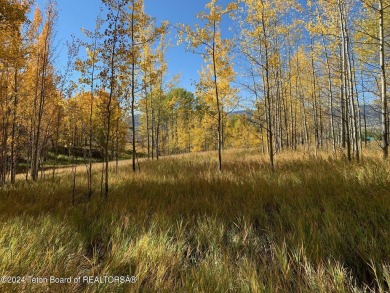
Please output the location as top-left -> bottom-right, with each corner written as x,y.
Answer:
34,0 -> 235,93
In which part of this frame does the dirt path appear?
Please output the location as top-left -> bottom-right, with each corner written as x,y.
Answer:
15,158 -> 138,180
15,152 -> 194,180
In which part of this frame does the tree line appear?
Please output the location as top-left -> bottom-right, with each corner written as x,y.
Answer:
0,0 -> 388,195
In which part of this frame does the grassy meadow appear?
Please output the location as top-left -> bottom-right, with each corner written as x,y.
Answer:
0,148 -> 389,292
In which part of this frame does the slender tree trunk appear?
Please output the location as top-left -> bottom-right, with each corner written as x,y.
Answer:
52,107 -> 61,180
345,39 -> 359,160
379,0 -> 388,158
156,70 -> 163,160
10,69 -> 18,183
104,8 -> 121,198
338,5 -> 351,161
321,36 -> 336,153
0,70 -> 10,185
151,90 -> 155,160
88,37 -> 97,199
71,123 -> 76,206
145,86 -> 150,159
311,42 -> 319,157
131,10 -> 138,171
211,20 -> 223,172
115,116 -> 119,173
260,10 -> 274,171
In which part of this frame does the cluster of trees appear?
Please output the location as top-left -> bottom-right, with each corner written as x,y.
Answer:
0,0 -> 130,194
0,0 -> 59,185
137,87 -> 259,157
0,0 -> 389,192
178,0 -> 390,170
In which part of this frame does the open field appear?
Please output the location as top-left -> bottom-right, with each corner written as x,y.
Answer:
0,148 -> 389,292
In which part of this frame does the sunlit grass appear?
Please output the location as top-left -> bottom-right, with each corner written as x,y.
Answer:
0,148 -> 389,292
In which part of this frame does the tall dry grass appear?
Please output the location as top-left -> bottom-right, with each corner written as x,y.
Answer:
0,148 -> 389,292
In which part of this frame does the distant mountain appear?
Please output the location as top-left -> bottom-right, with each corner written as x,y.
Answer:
360,104 -> 381,129
132,105 -> 382,131
230,105 -> 382,132
229,109 -> 253,118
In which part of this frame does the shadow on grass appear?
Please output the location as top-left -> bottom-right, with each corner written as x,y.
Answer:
0,154 -> 389,290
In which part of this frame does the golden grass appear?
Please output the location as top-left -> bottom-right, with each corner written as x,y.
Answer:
0,148 -> 389,292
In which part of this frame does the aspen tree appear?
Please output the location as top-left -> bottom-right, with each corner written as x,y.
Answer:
356,0 -> 390,157
139,40 -> 156,159
123,0 -> 168,170
6,2 -> 30,183
0,0 -> 30,184
179,0 -> 237,172
309,0 -> 361,160
238,0 -> 298,170
307,0 -> 339,153
30,1 -> 57,181
375,0 -> 388,159
75,13 -> 103,198
100,0 -> 126,198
